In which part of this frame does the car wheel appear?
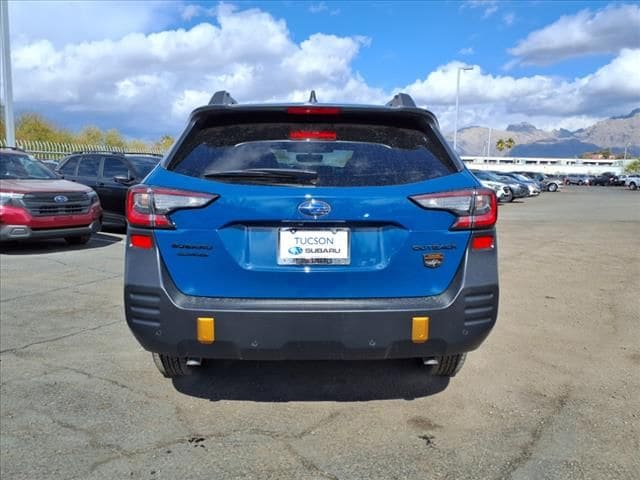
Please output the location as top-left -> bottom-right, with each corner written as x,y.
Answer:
578,180 -> 584,185
630,182 -> 638,191
65,235 -> 91,245
548,183 -> 558,192
501,189 -> 513,203
152,353 -> 193,378
422,353 -> 467,377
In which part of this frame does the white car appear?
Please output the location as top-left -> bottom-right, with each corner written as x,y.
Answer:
625,175 -> 640,190
478,179 -> 513,203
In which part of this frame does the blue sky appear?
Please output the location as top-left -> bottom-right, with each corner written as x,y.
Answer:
5,1 -> 640,139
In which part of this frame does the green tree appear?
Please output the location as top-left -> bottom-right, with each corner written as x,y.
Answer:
16,113 -> 59,142
154,134 -> 174,152
127,139 -> 149,152
496,137 -> 516,153
77,126 -> 104,145
625,159 -> 640,173
104,129 -> 126,149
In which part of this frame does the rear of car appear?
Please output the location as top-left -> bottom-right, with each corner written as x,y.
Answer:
0,149 -> 102,244
124,92 -> 499,380
57,152 -> 160,226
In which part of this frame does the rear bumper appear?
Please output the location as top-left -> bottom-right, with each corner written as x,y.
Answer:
124,231 -> 499,360
0,220 -> 101,241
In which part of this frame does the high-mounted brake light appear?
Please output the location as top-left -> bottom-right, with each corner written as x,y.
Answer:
287,107 -> 341,115
126,186 -> 218,229
289,130 -> 337,140
410,188 -> 497,230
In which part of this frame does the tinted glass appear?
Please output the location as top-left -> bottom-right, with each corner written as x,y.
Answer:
60,157 -> 79,175
170,123 -> 456,187
127,156 -> 159,178
77,156 -> 100,177
0,153 -> 57,179
102,157 -> 129,178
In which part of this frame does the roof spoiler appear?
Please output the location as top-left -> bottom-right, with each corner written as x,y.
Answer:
207,90 -> 418,109
209,91 -> 238,106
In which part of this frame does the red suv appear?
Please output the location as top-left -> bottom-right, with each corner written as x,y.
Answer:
0,148 -> 102,244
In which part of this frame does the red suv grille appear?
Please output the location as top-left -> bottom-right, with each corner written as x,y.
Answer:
21,193 -> 91,217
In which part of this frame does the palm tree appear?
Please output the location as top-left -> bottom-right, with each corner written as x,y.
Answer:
495,137 -> 516,152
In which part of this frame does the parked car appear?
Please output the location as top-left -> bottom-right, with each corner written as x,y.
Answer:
612,174 -> 628,186
565,174 -> 591,185
591,173 -> 616,186
125,91 -> 499,379
489,172 -> 537,197
0,148 -> 102,244
499,172 -> 541,196
625,174 -> 640,190
515,171 -> 561,192
57,152 -> 161,226
470,170 -> 513,202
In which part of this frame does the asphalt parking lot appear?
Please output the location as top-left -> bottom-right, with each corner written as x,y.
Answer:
1,186 -> 639,480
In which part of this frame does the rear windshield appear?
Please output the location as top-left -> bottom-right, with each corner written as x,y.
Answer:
169,122 -> 456,187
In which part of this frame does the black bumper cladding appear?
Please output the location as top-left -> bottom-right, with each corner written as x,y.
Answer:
124,232 -> 499,360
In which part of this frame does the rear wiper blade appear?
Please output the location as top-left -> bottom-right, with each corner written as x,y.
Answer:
203,168 -> 318,184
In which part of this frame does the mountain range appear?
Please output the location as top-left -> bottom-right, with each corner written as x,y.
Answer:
450,108 -> 640,158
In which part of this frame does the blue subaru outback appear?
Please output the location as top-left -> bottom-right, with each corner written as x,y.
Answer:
124,91 -> 499,379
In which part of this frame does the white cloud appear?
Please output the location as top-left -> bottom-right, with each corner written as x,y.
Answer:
8,0 -> 180,47
502,12 -> 515,26
461,1 -> 499,19
459,47 -> 475,56
508,4 -> 640,65
309,2 -> 328,14
8,3 -> 640,138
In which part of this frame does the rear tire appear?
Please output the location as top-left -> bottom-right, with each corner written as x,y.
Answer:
65,235 -> 91,245
630,182 -> 638,191
423,353 -> 467,377
152,353 -> 193,378
502,189 -> 514,203
548,183 -> 558,192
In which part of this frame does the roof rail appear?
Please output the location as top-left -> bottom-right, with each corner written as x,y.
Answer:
209,90 -> 238,106
385,93 -> 416,108
69,150 -> 162,156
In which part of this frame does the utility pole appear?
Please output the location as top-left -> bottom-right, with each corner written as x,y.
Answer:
486,127 -> 492,158
1,0 -> 15,147
453,66 -> 473,152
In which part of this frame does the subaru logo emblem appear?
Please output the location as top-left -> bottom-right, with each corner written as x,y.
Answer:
298,199 -> 331,218
288,246 -> 303,255
53,195 -> 69,203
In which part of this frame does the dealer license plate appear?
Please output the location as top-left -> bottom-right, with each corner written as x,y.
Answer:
278,229 -> 350,265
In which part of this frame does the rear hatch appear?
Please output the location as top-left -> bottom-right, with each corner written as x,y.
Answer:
141,106 -> 481,299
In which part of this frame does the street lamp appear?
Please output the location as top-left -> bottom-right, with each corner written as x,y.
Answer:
624,142 -> 631,160
453,66 -> 474,152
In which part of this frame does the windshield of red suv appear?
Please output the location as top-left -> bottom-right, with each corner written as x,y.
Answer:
0,153 -> 58,180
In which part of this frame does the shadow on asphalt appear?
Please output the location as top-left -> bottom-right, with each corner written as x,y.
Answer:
0,232 -> 123,255
172,359 -> 449,402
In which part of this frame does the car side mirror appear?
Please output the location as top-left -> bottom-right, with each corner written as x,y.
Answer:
114,175 -> 135,185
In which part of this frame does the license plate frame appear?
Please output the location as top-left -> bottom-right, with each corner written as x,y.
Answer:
277,228 -> 351,265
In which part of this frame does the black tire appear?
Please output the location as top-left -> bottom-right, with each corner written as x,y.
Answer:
629,182 -> 638,191
65,235 -> 91,245
423,353 -> 467,377
503,188 -> 514,203
548,183 -> 558,192
578,180 -> 584,185
152,353 -> 192,378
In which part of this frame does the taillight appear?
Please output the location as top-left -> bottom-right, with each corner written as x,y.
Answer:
410,188 -> 497,230
289,130 -> 337,140
126,186 -> 218,229
287,107 -> 341,115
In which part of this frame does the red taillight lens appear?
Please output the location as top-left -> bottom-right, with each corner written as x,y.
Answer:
471,234 -> 495,250
130,234 -> 153,249
410,188 -> 497,230
126,186 -> 218,229
289,130 -> 337,140
287,107 -> 341,115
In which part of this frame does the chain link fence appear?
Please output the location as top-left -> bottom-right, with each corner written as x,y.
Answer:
0,138 -> 165,161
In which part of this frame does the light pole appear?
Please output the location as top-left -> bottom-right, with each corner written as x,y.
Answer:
453,66 -> 473,152
1,0 -> 15,147
624,142 -> 631,160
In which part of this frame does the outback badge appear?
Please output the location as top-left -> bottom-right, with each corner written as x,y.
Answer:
423,253 -> 444,268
